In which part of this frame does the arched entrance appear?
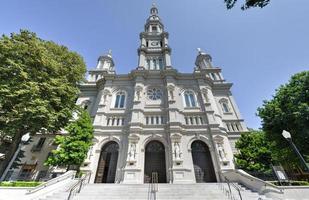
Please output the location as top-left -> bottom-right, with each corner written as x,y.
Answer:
191,140 -> 216,182
95,141 -> 119,183
144,141 -> 167,183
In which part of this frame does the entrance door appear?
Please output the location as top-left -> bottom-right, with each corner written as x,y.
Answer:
144,141 -> 167,183
191,140 -> 216,182
95,141 -> 119,183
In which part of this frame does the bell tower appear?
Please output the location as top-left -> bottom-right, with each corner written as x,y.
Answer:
137,4 -> 172,70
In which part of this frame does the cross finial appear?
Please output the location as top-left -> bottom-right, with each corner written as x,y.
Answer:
150,2 -> 158,15
106,49 -> 112,58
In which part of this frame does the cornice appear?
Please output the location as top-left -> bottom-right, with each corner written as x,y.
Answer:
139,32 -> 168,39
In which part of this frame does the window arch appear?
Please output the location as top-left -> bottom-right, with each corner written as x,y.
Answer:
114,91 -> 126,108
184,90 -> 197,107
219,98 -> 231,113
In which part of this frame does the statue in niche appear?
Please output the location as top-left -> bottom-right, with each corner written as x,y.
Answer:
99,90 -> 110,105
217,143 -> 227,162
134,90 -> 141,101
128,143 -> 136,161
134,86 -> 143,102
169,90 -> 174,100
167,85 -> 175,101
174,142 -> 181,160
99,94 -> 107,105
202,88 -> 209,103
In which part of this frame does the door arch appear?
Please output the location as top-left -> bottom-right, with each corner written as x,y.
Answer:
144,140 -> 167,183
191,140 -> 216,182
95,141 -> 119,183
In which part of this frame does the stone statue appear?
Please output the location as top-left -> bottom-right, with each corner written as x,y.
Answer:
217,143 -> 227,161
174,142 -> 181,160
134,90 -> 140,101
202,89 -> 209,103
99,94 -> 107,105
167,85 -> 175,101
169,90 -> 174,100
128,143 -> 136,161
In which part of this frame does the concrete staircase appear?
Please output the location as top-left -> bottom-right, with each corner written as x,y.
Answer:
58,183 -> 270,200
37,180 -> 78,200
231,183 -> 271,200
38,182 -> 273,200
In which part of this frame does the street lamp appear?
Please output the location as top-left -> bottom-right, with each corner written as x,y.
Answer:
282,130 -> 309,172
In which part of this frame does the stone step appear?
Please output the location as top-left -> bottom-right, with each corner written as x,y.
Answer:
40,183 -> 271,200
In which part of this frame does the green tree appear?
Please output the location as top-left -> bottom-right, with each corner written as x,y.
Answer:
0,30 -> 86,175
45,109 -> 93,170
225,0 -> 270,10
235,130 -> 274,173
258,71 -> 309,169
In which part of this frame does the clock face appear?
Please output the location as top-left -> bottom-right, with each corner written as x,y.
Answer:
151,41 -> 159,46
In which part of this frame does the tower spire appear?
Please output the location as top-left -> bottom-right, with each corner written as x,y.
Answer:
195,48 -> 213,69
137,4 -> 172,70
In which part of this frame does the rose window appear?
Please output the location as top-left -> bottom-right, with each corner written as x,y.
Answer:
147,88 -> 163,100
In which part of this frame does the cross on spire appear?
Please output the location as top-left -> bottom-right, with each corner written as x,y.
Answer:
150,3 -> 158,15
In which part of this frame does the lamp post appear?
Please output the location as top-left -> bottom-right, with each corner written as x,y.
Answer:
282,130 -> 309,172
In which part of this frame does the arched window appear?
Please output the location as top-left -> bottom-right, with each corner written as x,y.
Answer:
222,102 -> 229,113
219,98 -> 231,113
114,91 -> 126,108
184,91 -> 197,107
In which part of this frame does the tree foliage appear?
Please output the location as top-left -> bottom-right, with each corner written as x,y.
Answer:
0,30 -> 86,140
225,0 -> 270,10
45,109 -> 93,169
258,71 -> 309,167
235,130 -> 273,173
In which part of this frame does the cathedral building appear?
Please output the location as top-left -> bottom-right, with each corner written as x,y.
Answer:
77,4 -> 248,184
1,4 -> 247,184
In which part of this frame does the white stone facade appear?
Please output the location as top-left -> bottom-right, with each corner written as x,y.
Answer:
78,4 -> 248,184
1,4 -> 247,184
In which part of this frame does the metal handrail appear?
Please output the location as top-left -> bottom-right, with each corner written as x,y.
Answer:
27,170 -> 76,194
224,177 -> 243,200
67,171 -> 91,200
148,172 -> 158,200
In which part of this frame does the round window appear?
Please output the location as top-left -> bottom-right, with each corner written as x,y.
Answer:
147,88 -> 162,100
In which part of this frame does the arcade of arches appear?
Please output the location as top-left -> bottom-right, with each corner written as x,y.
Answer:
94,140 -> 217,184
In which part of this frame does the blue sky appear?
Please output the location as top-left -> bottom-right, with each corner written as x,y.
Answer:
1,0 -> 308,129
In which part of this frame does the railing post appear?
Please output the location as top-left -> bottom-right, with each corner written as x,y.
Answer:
67,171 -> 91,200
225,177 -> 232,195
149,172 -> 158,200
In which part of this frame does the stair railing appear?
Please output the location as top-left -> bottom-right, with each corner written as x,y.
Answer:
148,172 -> 158,200
224,177 -> 243,200
67,171 -> 91,200
27,170 -> 76,194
